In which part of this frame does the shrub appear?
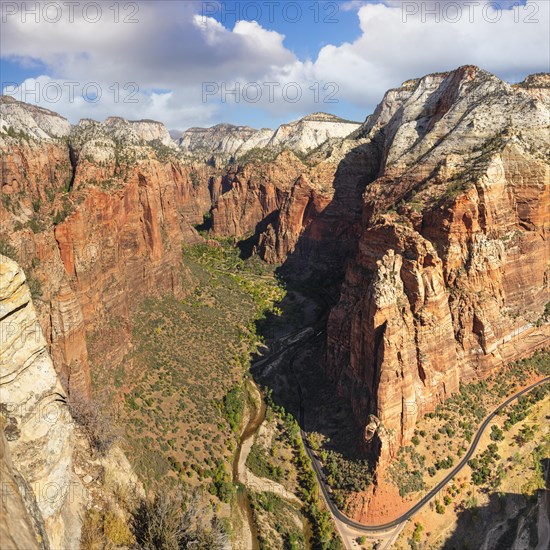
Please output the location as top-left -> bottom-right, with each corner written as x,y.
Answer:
28,217 -> 45,233
132,489 -> 228,550
490,425 -> 504,441
103,511 -> 134,546
0,238 -> 17,260
223,386 -> 244,434
27,275 -> 42,301
81,507 -> 134,550
68,396 -> 119,455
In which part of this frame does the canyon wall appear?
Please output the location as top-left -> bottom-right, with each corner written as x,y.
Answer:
208,67 -> 549,476
324,67 -> 550,468
0,255 -> 86,549
0,98 -> 211,399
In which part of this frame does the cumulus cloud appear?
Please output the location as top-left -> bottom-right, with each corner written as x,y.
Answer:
0,0 -> 548,129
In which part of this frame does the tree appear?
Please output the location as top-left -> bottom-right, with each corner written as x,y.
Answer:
68,395 -> 119,455
490,425 -> 504,441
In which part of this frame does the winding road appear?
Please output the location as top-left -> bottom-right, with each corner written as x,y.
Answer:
300,374 -> 550,533
253,315 -> 549,546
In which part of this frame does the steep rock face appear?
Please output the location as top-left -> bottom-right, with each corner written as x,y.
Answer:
267,113 -> 361,153
100,116 -> 175,147
0,431 -> 44,550
0,96 -> 71,139
0,103 -> 211,399
210,151 -> 334,240
325,67 -> 550,474
179,123 -> 273,161
210,134 -> 381,274
0,256 -> 85,549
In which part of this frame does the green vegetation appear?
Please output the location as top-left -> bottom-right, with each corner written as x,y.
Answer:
189,169 -> 201,189
435,500 -> 446,514
209,460 -> 235,503
2,125 -> 32,141
223,386 -> 244,434
249,491 -> 306,550
408,523 -> 424,549
246,442 -> 283,482
27,216 -> 46,233
390,349 -> 548,497
490,424 -> 504,441
183,240 -> 285,314
0,238 -> 17,260
90,239 -> 285,496
503,382 -> 550,431
468,443 -> 501,486
388,446 -> 426,497
81,506 -> 135,549
323,450 -> 373,494
27,274 -> 43,301
235,146 -> 283,165
514,424 -> 537,447
263,391 -> 342,550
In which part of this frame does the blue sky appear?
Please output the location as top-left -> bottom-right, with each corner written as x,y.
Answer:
1,0 -> 547,130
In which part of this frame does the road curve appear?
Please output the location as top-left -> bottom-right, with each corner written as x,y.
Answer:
301,375 -> 550,533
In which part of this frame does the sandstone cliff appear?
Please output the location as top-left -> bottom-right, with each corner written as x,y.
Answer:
207,67 -> 549,485
1,430 -> 45,550
324,67 -> 550,470
0,255 -> 85,549
0,100 -> 210,399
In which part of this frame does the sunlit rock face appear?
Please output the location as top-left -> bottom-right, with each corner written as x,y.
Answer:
0,256 -> 86,549
0,104 -> 210,399
324,66 -> 550,468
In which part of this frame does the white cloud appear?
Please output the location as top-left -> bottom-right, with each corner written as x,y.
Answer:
1,0 -> 548,129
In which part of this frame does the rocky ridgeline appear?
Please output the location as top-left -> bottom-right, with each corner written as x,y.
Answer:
177,112 -> 361,163
0,96 -> 71,140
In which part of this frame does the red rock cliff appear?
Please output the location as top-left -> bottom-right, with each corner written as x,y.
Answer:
0,103 -> 211,399
325,67 -> 550,474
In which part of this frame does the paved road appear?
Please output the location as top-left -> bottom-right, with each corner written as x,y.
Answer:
300,374 -> 550,533
254,322 -> 549,541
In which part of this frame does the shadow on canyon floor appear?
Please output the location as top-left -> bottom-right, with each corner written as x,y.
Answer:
441,463 -> 549,550
243,137 -> 383,462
